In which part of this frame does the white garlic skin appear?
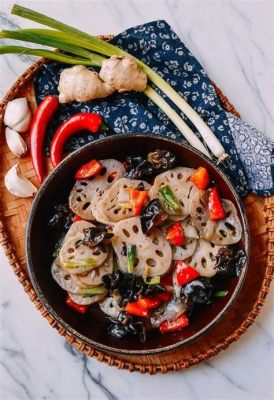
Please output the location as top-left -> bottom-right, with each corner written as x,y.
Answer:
4,98 -> 32,133
4,164 -> 37,198
5,127 -> 28,158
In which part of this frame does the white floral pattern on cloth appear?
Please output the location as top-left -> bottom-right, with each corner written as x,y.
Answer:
226,113 -> 274,196
33,20 -> 273,197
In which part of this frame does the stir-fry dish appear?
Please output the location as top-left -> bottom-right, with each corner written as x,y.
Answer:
49,150 -> 246,342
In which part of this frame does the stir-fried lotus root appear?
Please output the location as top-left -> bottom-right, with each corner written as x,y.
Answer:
59,221 -> 109,274
149,167 -> 198,216
51,260 -> 107,305
100,178 -> 151,223
69,159 -> 125,220
90,191 -> 116,225
72,252 -> 114,287
189,239 -> 224,277
191,191 -> 242,245
112,217 -> 172,276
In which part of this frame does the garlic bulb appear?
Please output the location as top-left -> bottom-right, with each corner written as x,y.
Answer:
4,98 -> 32,133
5,127 -> 27,157
4,164 -> 37,198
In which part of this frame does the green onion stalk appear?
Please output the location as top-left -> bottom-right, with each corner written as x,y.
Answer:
0,4 -> 228,161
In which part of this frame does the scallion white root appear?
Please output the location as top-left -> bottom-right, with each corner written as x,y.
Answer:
145,86 -> 211,158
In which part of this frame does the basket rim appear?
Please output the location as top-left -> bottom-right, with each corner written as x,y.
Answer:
0,53 -> 273,374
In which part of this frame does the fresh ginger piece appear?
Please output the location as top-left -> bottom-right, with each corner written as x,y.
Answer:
58,65 -> 114,104
99,56 -> 147,92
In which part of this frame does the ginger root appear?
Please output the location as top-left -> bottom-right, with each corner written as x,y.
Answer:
58,65 -> 114,104
99,56 -> 147,92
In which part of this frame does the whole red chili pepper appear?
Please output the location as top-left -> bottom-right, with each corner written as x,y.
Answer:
208,187 -> 226,221
50,113 -> 104,167
66,296 -> 88,314
30,95 -> 59,183
159,313 -> 189,333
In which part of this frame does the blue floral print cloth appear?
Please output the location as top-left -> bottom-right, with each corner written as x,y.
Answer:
34,20 -> 274,198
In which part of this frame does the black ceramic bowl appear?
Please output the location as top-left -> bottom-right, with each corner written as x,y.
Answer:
26,134 -> 249,355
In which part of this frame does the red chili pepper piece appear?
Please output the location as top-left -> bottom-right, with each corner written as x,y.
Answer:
156,291 -> 172,303
66,296 -> 88,314
208,187 -> 226,221
137,297 -> 161,310
50,113 -> 103,167
166,222 -> 185,246
125,302 -> 149,317
175,261 -> 200,286
129,189 -> 149,216
190,167 -> 210,190
30,95 -> 59,183
73,215 -> 83,222
159,313 -> 189,333
75,159 -> 103,180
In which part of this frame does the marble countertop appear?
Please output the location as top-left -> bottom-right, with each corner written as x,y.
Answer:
0,1 -> 273,399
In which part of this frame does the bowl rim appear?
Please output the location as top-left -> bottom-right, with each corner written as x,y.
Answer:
26,133 -> 250,355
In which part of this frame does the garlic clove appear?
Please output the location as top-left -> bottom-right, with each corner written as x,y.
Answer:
4,98 -> 32,133
4,164 -> 37,198
5,127 -> 28,158
12,108 -> 32,133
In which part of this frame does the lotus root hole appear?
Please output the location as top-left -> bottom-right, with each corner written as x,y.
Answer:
64,275 -> 70,280
209,252 -> 215,261
82,202 -> 91,210
135,257 -> 140,266
122,229 -> 130,238
196,207 -> 203,214
80,181 -> 88,186
99,167 -> 107,176
107,172 -> 117,183
177,173 -> 183,179
68,248 -> 74,253
220,229 -> 228,238
201,257 -> 207,268
155,250 -> 164,257
152,237 -> 159,245
76,188 -> 83,193
201,222 -> 207,227
146,258 -> 157,267
132,225 -> 139,233
210,243 -> 215,248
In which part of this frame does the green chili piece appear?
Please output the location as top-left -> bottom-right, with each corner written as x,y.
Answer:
77,285 -> 106,296
158,184 -> 181,212
144,276 -> 161,285
214,290 -> 229,297
62,258 -> 96,268
127,244 -> 137,273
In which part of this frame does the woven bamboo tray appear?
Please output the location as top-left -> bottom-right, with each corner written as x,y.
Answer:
0,38 -> 273,374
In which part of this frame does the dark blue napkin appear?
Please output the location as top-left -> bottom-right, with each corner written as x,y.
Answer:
34,20 -> 274,197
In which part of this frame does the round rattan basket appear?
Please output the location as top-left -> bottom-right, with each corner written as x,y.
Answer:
0,36 -> 273,374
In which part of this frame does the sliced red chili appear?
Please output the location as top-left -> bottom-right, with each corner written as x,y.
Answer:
208,187 -> 226,221
175,261 -> 200,286
129,189 -> 149,216
159,313 -> 189,333
166,222 -> 185,246
73,215 -> 83,222
125,302 -> 149,317
50,113 -> 103,167
75,159 -> 103,180
66,296 -> 88,314
137,297 -> 161,310
190,167 -> 210,190
30,95 -> 59,183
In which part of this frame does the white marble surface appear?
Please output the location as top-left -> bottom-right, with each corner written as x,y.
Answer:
0,1 -> 274,399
